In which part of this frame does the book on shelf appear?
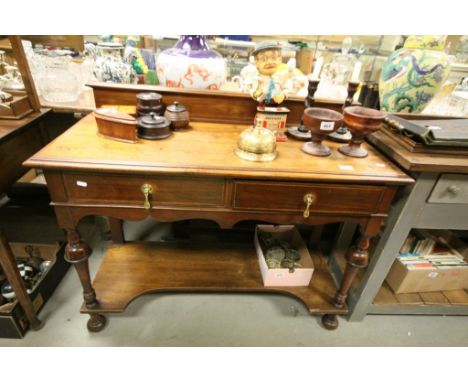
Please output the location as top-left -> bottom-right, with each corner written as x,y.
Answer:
397,232 -> 467,269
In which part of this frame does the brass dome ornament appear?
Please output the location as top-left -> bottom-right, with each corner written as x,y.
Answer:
235,118 -> 278,162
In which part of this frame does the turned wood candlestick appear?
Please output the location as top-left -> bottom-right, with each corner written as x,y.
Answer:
287,79 -> 319,140
328,81 -> 360,143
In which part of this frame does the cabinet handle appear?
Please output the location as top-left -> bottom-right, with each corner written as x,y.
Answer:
447,185 -> 461,195
303,193 -> 315,218
141,184 -> 153,210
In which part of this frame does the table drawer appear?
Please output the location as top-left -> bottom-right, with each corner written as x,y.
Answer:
233,181 -> 387,215
62,173 -> 226,207
428,174 -> 468,204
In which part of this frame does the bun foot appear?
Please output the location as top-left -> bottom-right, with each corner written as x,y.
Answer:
87,314 -> 106,332
322,314 -> 339,330
30,318 -> 44,331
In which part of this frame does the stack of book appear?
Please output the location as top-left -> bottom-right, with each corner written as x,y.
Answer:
398,234 -> 468,270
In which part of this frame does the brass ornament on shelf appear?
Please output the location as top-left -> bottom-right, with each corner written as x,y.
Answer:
235,118 -> 278,162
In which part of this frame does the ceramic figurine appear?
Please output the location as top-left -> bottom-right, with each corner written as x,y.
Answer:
235,41 -> 303,161
0,64 -> 25,91
274,58 -> 308,98
92,42 -> 137,84
232,56 -> 259,92
234,45 -> 308,100
379,35 -> 451,113
156,35 -> 226,90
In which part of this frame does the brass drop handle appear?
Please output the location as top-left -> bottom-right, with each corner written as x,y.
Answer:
141,184 -> 153,210
303,193 -> 315,218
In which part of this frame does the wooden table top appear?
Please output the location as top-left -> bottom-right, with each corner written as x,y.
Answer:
25,114 -> 412,185
368,129 -> 468,174
0,109 -> 50,142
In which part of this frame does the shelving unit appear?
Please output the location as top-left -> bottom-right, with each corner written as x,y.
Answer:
370,281 -> 468,315
347,123 -> 468,321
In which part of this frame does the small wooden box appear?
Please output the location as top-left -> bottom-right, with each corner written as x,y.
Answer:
254,225 -> 314,287
94,108 -> 138,143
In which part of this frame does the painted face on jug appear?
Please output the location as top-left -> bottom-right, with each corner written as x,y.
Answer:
255,49 -> 282,76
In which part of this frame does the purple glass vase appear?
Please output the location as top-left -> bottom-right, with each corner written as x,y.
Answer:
156,35 -> 226,89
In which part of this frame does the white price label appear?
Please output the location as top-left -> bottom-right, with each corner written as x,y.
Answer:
339,165 -> 354,171
428,272 -> 439,278
320,121 -> 335,131
76,181 -> 88,187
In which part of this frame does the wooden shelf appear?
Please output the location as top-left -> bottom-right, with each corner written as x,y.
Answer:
369,281 -> 468,315
81,240 -> 347,315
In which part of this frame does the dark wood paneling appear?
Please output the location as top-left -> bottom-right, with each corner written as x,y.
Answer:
89,82 -> 346,125
0,124 -> 43,193
233,180 -> 387,215
62,173 -> 227,207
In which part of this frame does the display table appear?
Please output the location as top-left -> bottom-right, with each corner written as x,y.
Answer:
24,114 -> 412,332
347,127 -> 468,320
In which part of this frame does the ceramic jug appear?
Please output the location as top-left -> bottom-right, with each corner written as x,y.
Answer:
379,35 -> 451,113
93,43 -> 137,84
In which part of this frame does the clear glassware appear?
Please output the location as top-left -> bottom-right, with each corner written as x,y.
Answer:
40,57 -> 79,103
315,37 -> 357,101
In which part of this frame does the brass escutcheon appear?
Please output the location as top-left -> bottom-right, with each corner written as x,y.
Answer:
141,184 -> 153,210
303,193 -> 315,218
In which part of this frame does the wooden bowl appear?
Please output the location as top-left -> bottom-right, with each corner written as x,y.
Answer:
338,106 -> 386,158
301,107 -> 344,157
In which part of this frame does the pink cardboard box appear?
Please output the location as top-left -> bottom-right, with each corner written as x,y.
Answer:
255,225 -> 314,287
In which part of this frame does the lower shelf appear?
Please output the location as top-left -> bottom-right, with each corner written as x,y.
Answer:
81,241 -> 347,315
370,281 -> 468,315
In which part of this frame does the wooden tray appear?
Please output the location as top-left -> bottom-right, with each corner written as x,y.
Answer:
379,125 -> 468,156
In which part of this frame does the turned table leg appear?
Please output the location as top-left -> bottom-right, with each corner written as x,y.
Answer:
65,229 -> 106,332
0,232 -> 42,330
322,235 -> 370,330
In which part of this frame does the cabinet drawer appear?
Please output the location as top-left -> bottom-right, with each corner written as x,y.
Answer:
428,174 -> 468,204
233,181 -> 386,215
62,173 -> 226,207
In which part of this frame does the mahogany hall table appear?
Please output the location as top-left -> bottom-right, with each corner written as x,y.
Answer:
24,114 -> 412,332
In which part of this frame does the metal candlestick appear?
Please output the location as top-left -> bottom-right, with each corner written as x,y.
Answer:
328,81 -> 360,143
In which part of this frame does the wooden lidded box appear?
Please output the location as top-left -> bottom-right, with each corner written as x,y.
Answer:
254,225 -> 314,287
94,108 -> 138,143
